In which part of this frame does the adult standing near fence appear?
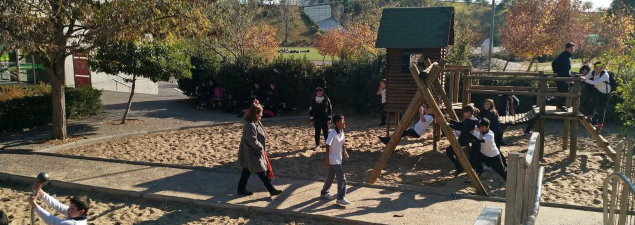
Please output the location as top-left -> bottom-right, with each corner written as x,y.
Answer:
237,100 -> 283,196
582,61 -> 611,131
309,87 -> 333,150
551,42 -> 576,112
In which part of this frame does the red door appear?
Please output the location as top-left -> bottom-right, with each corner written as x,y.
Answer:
73,53 -> 90,88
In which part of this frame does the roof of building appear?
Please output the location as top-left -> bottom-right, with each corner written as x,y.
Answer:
375,7 -> 455,49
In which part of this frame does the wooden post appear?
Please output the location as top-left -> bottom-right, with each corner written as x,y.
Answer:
366,65 -> 439,184
539,118 -> 546,160
449,71 -> 455,103
570,75 -> 582,161
386,112 -> 391,138
433,78 -> 459,121
433,123 -> 439,152
505,153 -> 525,225
454,71 -> 461,103
563,118 -> 570,150
410,63 -> 488,196
538,72 -> 547,115
462,70 -> 471,106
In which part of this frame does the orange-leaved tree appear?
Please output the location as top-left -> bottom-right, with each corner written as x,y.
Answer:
244,24 -> 280,61
314,29 -> 345,61
502,0 -> 585,71
342,22 -> 378,58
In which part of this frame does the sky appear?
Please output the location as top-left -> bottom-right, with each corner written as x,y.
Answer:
587,0 -> 613,9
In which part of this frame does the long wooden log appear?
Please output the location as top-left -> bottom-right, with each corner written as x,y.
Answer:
366,64 -> 440,184
466,75 -> 584,82
578,118 -> 616,160
471,71 -> 544,76
410,63 -> 488,196
465,90 -> 581,97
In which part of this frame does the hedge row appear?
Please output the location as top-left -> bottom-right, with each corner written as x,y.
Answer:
179,53 -> 387,113
0,86 -> 102,132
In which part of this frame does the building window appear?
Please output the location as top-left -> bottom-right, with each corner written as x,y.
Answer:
401,53 -> 424,74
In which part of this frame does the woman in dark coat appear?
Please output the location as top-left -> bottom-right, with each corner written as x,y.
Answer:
237,100 -> 283,196
309,87 -> 333,150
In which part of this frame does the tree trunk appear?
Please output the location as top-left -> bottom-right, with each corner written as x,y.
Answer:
122,74 -> 137,124
50,59 -> 67,140
15,53 -> 21,84
284,20 -> 289,44
526,56 -> 537,72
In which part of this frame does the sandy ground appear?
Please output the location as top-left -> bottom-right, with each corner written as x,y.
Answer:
60,116 -> 623,208
0,182 -> 321,225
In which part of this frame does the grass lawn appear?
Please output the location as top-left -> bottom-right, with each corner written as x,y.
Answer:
277,47 -> 336,61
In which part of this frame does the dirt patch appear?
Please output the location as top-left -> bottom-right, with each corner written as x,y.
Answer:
60,116 -> 622,207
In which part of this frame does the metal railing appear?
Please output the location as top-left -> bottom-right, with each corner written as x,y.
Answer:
603,140 -> 635,225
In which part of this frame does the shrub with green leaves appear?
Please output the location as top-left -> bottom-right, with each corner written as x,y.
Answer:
0,86 -> 101,133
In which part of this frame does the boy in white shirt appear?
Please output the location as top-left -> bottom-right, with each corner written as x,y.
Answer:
582,61 -> 611,130
320,114 -> 350,205
470,118 -> 507,181
378,104 -> 434,144
28,183 -> 91,225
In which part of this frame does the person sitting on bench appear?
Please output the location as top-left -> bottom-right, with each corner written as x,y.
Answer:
378,104 -> 434,144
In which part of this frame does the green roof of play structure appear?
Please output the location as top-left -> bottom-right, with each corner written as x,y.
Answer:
375,7 -> 455,49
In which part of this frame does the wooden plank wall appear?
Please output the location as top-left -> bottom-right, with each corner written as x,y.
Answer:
385,48 -> 444,113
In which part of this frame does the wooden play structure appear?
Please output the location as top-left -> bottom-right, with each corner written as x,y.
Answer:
369,6 -> 617,197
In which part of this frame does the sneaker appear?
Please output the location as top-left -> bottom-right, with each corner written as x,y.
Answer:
320,193 -> 334,200
336,198 -> 351,205
453,169 -> 464,177
270,189 -> 283,196
378,136 -> 389,144
314,145 -> 320,150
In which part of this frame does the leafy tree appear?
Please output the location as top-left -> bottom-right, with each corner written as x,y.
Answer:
0,0 -> 211,139
313,22 -> 377,61
90,41 -> 192,124
278,0 -> 300,44
201,0 -> 279,61
577,8 -> 635,64
314,29 -> 345,61
501,0 -> 583,71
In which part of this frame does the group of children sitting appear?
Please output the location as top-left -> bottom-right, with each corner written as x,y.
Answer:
378,103 -> 507,182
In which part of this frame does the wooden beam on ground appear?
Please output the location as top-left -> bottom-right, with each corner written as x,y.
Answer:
410,63 -> 488,196
366,63 -> 440,184
578,118 -> 616,160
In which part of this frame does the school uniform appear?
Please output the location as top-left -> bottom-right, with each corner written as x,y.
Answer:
321,128 -> 347,200
380,88 -> 387,125
309,96 -> 333,146
34,192 -> 87,225
582,70 -> 611,125
379,114 -> 433,144
479,110 -> 503,150
446,116 -> 480,173
470,129 -> 507,181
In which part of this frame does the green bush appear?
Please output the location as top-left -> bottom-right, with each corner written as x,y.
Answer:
0,86 -> 102,133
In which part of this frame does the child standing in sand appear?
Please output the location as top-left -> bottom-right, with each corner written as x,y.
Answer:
320,114 -> 350,205
309,87 -> 333,150
377,79 -> 387,126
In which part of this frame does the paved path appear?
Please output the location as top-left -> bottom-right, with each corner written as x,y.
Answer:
0,153 -> 602,225
1,82 -> 247,151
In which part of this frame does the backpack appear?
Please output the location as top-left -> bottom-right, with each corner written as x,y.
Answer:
599,71 -> 619,94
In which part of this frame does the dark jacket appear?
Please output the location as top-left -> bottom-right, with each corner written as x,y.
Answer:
480,110 -> 503,134
449,116 -> 480,146
251,87 -> 267,103
309,97 -> 333,122
496,95 -> 519,116
238,121 -> 268,173
552,50 -> 572,77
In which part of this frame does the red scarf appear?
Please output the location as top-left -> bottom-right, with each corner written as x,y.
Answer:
264,151 -> 274,179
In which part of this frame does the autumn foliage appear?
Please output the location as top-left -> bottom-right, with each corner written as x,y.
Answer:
314,22 -> 377,60
502,0 -> 635,67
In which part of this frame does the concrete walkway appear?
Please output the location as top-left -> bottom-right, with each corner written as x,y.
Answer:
1,82 -> 251,151
0,153 -> 602,225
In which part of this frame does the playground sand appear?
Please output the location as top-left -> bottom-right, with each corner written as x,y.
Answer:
0,182 -> 319,225
60,116 -> 621,208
